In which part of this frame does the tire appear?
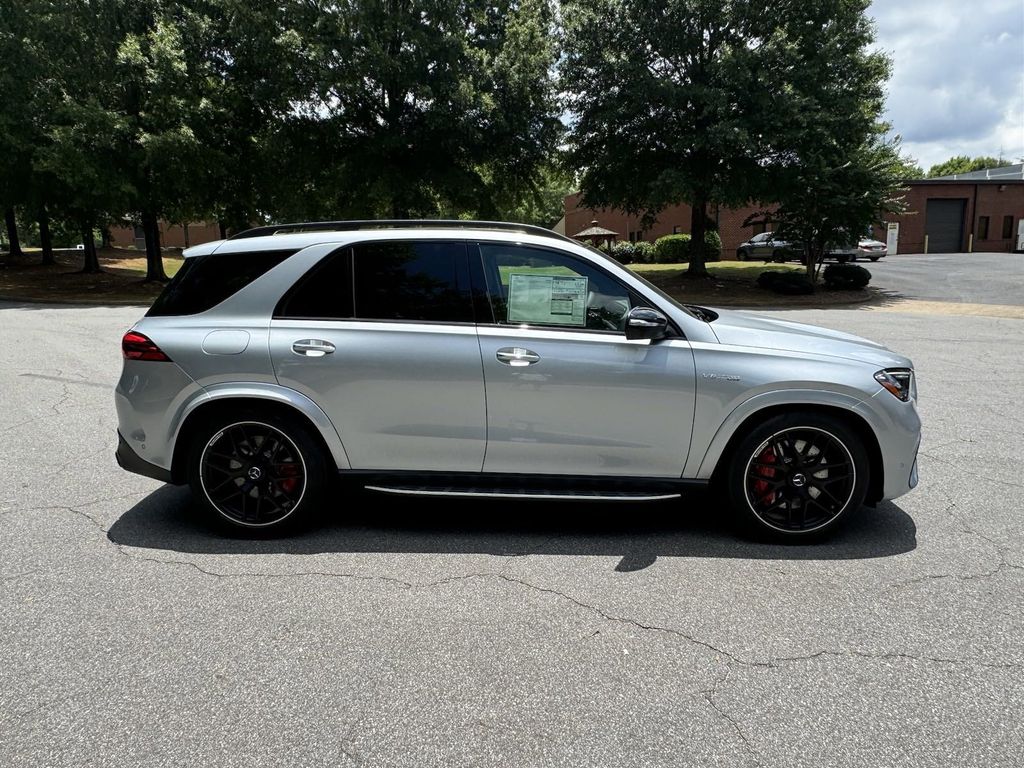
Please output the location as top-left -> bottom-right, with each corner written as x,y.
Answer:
869,257 -> 880,262
724,411 -> 869,541
736,249 -> 747,261
187,409 -> 329,534
836,255 -> 850,264
772,250 -> 786,263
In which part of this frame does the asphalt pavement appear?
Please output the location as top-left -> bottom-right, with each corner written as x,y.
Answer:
1,298 -> 1022,767
868,251 -> 1024,306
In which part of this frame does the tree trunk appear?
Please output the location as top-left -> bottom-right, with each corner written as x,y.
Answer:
39,205 -> 54,265
80,223 -> 101,273
142,209 -> 167,282
218,220 -> 227,239
4,207 -> 22,257
686,194 -> 709,277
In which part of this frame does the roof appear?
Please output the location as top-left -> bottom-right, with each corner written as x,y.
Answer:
928,163 -> 1024,181
573,223 -> 619,238
182,220 -> 575,258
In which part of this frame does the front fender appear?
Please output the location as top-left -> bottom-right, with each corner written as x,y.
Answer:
686,388 -> 873,479
169,382 -> 351,470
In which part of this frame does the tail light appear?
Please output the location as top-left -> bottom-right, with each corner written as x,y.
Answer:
122,331 -> 172,362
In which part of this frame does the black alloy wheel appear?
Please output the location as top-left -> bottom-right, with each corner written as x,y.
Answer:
188,413 -> 328,533
725,413 -> 869,540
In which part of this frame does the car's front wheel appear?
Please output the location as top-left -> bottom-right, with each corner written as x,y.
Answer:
869,256 -> 881,262
725,412 -> 869,540
736,249 -> 748,261
187,411 -> 328,534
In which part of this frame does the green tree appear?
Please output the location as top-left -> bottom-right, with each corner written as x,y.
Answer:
927,155 -> 1004,178
563,0 -> 777,277
746,0 -> 907,279
286,0 -> 561,220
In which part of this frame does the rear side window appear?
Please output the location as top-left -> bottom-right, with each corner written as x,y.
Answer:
276,248 -> 353,319
352,241 -> 472,323
147,250 -> 293,316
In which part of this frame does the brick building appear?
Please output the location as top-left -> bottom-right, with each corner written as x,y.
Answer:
565,164 -> 1024,258
108,221 -> 222,250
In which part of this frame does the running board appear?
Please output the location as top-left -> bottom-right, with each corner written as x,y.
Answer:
363,485 -> 681,501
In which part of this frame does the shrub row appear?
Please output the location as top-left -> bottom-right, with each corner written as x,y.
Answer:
605,231 -> 723,265
757,263 -> 873,295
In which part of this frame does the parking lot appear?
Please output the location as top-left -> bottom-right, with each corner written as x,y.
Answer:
1,290 -> 1022,766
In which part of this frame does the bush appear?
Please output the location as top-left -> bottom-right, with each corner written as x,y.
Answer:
654,234 -> 691,263
757,271 -> 815,295
823,263 -> 872,290
609,240 -> 656,265
653,232 -> 722,264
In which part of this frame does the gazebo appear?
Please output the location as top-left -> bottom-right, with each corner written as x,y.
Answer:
572,220 -> 619,250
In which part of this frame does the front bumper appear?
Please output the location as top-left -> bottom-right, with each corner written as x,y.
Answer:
116,431 -> 173,484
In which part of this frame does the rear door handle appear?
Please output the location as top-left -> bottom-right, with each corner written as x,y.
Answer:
496,347 -> 540,367
292,339 -> 335,357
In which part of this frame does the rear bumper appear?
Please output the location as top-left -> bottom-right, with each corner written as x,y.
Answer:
115,431 -> 173,484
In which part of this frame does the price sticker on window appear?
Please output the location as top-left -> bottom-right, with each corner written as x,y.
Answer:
507,274 -> 588,326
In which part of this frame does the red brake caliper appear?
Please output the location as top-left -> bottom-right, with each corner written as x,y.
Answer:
276,464 -> 301,494
752,447 -> 777,505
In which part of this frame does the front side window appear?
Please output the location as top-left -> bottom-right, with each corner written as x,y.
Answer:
479,243 -> 634,333
353,241 -> 472,323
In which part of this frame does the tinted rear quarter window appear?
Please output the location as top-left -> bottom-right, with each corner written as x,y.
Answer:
147,250 -> 294,316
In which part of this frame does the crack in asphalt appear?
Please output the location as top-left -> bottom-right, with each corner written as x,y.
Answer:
701,666 -> 763,766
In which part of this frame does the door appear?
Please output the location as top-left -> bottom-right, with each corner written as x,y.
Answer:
749,232 -> 771,258
474,242 -> 696,478
270,240 -> 486,472
925,198 -> 966,253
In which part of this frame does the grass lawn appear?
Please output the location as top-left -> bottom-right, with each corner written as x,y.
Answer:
631,261 -> 802,280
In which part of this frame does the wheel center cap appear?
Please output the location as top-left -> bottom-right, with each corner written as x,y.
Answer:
791,473 -> 807,488
247,466 -> 263,481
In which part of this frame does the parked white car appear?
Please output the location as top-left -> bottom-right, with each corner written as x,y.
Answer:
829,239 -> 887,262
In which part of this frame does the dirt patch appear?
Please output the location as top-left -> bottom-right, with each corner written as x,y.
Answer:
0,248 -> 183,306
648,272 -> 879,309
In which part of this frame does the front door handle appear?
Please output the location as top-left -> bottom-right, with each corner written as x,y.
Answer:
292,339 -> 336,357
496,347 -> 540,367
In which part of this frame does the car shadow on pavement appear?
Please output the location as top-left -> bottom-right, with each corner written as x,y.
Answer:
106,485 -> 917,570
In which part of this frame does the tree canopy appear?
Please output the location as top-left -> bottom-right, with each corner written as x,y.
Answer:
0,0 -> 561,275
927,155 -> 1006,178
563,0 -> 912,279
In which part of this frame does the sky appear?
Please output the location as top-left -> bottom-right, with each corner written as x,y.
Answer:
869,0 -> 1024,171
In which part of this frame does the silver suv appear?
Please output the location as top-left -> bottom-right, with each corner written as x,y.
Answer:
115,220 -> 920,539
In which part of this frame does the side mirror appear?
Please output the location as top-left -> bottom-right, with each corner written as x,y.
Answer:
625,306 -> 668,341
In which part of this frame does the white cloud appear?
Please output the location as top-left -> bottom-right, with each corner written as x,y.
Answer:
870,0 -> 1024,170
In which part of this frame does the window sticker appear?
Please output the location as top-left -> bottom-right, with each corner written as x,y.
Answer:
507,273 -> 588,326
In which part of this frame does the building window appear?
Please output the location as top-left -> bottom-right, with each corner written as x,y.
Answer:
1002,215 -> 1014,240
976,216 -> 990,239
672,225 -> 682,234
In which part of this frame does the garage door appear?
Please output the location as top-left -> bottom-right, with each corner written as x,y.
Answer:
925,199 -> 966,253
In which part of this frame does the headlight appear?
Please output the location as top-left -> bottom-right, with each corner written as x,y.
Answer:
875,368 -> 915,401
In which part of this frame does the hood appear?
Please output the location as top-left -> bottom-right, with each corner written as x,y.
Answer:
706,308 -> 913,368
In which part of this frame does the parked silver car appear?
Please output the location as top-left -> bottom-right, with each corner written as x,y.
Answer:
735,232 -> 800,262
115,220 -> 920,540
829,238 -> 888,262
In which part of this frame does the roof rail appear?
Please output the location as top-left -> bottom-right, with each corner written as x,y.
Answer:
228,219 -> 576,244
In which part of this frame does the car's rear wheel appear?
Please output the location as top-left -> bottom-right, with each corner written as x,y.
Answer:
736,249 -> 748,261
772,249 -> 787,263
187,411 -> 328,534
725,412 -> 869,541
869,256 -> 880,262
